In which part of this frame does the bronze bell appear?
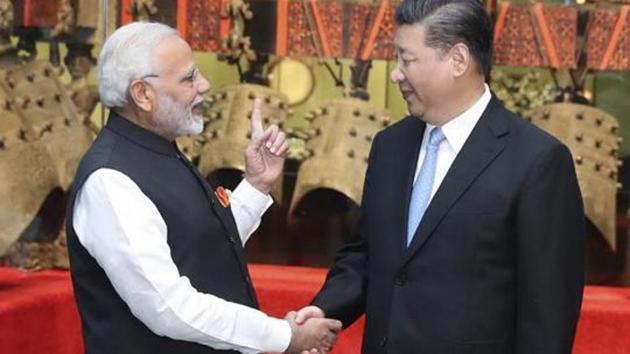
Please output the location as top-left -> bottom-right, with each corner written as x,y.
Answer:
290,98 -> 392,214
526,102 -> 621,250
0,60 -> 92,261
197,84 -> 290,202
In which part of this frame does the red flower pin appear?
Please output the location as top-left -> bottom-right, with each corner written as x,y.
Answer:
214,186 -> 230,208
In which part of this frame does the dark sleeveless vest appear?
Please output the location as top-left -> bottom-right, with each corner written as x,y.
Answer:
66,112 -> 258,354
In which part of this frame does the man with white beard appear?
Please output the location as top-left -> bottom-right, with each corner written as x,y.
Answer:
65,22 -> 341,354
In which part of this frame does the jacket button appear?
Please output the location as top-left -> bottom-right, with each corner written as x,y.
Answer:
379,336 -> 387,347
394,271 -> 407,286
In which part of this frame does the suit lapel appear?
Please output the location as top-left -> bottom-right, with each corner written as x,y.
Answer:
402,97 -> 509,266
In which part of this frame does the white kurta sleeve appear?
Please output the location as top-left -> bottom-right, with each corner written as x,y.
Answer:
229,179 -> 274,245
72,168 -> 291,354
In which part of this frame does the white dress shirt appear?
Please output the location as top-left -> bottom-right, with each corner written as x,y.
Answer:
72,168 -> 291,354
413,84 -> 492,201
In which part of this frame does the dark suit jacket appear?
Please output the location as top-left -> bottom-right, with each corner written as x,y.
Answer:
312,97 -> 585,354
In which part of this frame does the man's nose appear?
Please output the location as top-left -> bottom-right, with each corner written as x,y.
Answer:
197,74 -> 211,94
390,66 -> 404,83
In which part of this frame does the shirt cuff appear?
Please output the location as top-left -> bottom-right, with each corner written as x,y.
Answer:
232,179 -> 274,211
261,317 -> 292,353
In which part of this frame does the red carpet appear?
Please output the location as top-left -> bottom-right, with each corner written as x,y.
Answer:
0,265 -> 629,353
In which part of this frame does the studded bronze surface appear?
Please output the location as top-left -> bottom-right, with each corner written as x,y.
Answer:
3,61 -> 92,189
525,103 -> 621,249
197,84 -> 290,201
0,60 -> 93,258
290,98 -> 391,214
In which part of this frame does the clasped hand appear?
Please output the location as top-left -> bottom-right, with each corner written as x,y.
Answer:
284,306 -> 339,354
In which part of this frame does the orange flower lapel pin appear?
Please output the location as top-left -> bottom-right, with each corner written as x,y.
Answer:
214,186 -> 231,208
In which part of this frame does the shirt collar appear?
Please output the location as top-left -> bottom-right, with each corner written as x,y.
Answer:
428,83 -> 492,153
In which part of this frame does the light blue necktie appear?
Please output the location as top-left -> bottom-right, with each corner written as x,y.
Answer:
407,127 -> 445,246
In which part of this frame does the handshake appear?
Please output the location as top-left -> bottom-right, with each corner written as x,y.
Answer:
284,306 -> 341,354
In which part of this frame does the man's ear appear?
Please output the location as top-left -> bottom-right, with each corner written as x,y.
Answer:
449,43 -> 471,78
128,79 -> 155,112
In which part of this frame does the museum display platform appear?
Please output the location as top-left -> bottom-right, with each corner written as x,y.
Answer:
1,264 -> 629,353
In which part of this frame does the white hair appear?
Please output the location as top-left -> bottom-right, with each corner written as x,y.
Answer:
98,22 -> 178,108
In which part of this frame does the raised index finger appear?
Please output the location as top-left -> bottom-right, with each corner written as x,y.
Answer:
250,98 -> 263,139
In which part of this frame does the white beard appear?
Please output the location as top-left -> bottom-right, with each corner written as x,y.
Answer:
153,92 -> 204,137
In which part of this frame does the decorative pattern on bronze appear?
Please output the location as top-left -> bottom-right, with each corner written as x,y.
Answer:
524,103 -> 621,250
51,0 -> 75,37
0,0 -> 13,32
491,69 -> 555,116
587,6 -> 630,70
130,0 -> 158,22
64,44 -> 99,130
494,5 -> 576,68
0,0 -> 14,58
186,0 -> 223,52
290,98 -> 391,213
218,0 -> 257,63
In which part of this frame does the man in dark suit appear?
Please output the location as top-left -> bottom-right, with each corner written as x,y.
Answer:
293,1 -> 585,353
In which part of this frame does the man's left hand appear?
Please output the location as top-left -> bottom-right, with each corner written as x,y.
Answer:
244,98 -> 289,194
